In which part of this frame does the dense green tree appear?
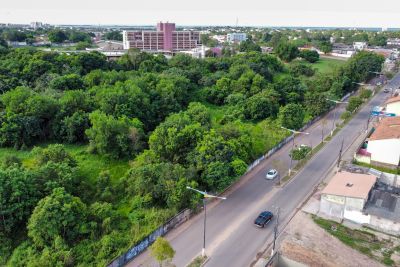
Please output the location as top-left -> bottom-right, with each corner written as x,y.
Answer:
27,187 -> 88,247
149,113 -> 204,164
1,30 -> 27,42
86,111 -> 144,158
369,34 -> 387,47
304,91 -> 330,117
274,42 -> 299,62
104,31 -> 123,41
189,129 -> 234,170
48,30 -> 68,43
68,31 -> 91,43
243,89 -> 280,120
93,80 -> 151,127
50,74 -> 84,90
124,162 -> 195,208
185,102 -> 211,127
279,103 -> 305,130
59,111 -> 90,143
72,52 -> 107,75
299,49 -> 319,63
315,41 -> 332,54
289,63 -> 315,77
0,167 -> 39,235
239,39 -> 261,53
274,76 -> 305,104
0,87 -> 58,147
342,51 -> 384,84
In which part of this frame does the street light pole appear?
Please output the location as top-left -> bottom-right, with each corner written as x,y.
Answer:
280,127 -> 309,176
326,98 -> 348,136
186,186 -> 226,257
203,198 -> 206,257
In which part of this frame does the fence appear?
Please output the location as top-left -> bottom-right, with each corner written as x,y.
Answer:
107,209 -> 191,267
246,113 -> 323,173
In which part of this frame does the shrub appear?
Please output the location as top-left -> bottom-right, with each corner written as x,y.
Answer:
346,96 -> 363,113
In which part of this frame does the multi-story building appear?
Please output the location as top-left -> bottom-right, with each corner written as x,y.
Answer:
227,33 -> 247,43
122,22 -> 200,52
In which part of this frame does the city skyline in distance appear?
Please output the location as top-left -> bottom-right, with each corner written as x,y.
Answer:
1,0 -> 400,28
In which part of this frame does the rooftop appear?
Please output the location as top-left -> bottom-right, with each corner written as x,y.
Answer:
368,117 -> 400,141
385,95 -> 400,105
365,182 -> 400,222
321,171 -> 377,199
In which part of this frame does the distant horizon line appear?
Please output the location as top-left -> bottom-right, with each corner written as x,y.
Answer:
1,22 -> 399,30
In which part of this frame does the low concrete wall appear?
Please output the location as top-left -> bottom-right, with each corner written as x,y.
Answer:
320,195 -> 344,219
344,209 -> 371,224
369,216 -> 400,235
278,255 -> 308,267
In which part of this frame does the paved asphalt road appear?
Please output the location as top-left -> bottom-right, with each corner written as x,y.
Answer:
130,73 -> 400,267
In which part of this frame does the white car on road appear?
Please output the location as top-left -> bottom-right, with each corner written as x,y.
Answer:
265,169 -> 278,180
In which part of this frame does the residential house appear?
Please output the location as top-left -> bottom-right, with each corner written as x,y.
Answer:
360,117 -> 400,168
331,43 -> 356,58
353,41 -> 368,51
385,96 -> 400,116
320,171 -> 376,224
226,33 -> 247,43
319,171 -> 400,234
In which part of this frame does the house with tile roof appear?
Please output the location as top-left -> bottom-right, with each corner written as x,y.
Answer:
385,95 -> 400,116
364,117 -> 400,167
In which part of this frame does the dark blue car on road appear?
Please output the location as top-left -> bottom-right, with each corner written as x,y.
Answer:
254,211 -> 273,228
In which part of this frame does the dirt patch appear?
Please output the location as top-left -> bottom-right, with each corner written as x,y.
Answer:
280,212 -> 384,267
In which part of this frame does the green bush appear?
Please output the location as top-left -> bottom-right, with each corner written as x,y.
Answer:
340,111 -> 351,121
290,145 -> 311,160
359,89 -> 372,99
346,96 -> 363,113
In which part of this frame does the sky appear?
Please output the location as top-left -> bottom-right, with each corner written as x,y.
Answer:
1,0 -> 400,27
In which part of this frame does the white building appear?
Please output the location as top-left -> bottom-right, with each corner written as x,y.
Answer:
320,172 -> 376,224
353,41 -> 368,50
227,33 -> 247,43
30,21 -> 43,30
385,96 -> 400,116
211,35 -> 227,43
387,38 -> 400,47
366,117 -> 400,167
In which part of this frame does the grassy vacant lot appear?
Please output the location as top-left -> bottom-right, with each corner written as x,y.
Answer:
312,57 -> 347,74
0,144 -> 131,185
313,216 -> 400,266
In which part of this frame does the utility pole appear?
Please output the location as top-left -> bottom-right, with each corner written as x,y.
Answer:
337,138 -> 344,169
321,119 -> 326,143
271,207 -> 280,257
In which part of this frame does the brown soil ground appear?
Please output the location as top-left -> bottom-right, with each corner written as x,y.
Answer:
280,212 -> 385,267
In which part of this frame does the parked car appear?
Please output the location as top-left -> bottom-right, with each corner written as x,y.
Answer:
265,169 -> 278,180
383,88 -> 390,93
254,211 -> 273,228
